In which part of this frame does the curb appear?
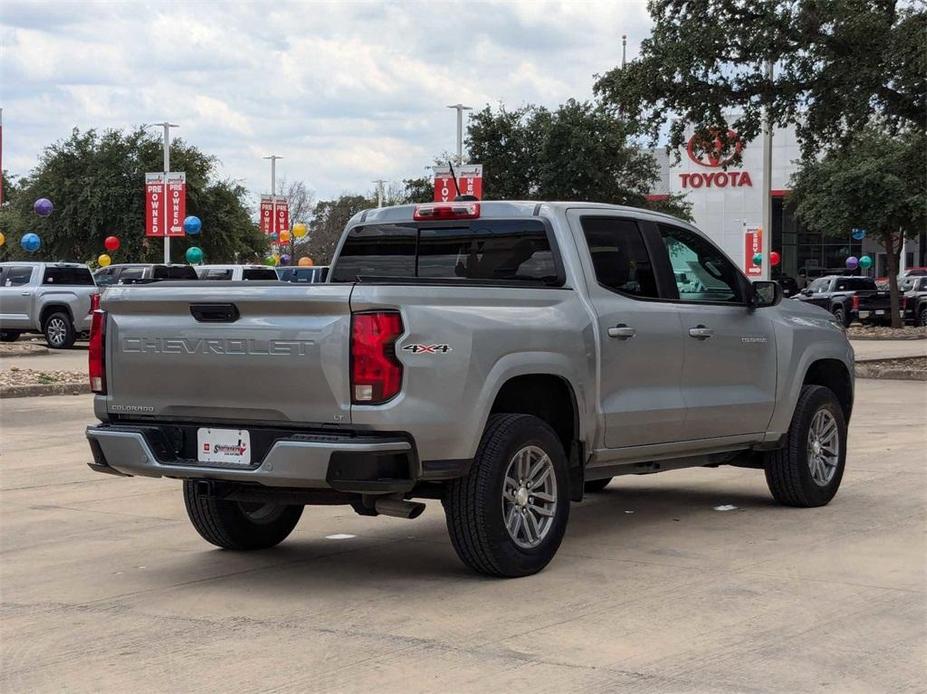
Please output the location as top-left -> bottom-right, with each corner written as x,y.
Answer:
0,344 -> 50,357
848,334 -> 926,341
0,382 -> 91,399
854,356 -> 926,381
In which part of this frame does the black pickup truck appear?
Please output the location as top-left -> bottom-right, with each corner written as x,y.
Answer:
794,275 -> 892,327
901,276 -> 927,326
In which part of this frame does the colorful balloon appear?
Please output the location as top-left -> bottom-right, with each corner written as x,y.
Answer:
21,233 -> 41,252
263,255 -> 277,267
859,255 -> 873,269
33,198 -> 54,217
752,252 -> 762,266
280,254 -> 291,265
298,256 -> 313,267
292,223 -> 308,238
845,256 -> 859,270
185,246 -> 204,264
278,229 -> 291,243
183,215 -> 202,235
104,235 -> 120,251
0,232 -> 5,247
851,228 -> 866,241
98,254 -> 112,267
769,251 -> 781,267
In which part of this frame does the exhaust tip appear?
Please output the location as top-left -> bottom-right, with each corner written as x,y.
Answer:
374,497 -> 426,519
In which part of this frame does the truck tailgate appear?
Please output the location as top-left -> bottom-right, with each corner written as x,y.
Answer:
102,283 -> 352,425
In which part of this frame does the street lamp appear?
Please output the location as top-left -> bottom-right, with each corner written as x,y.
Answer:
147,122 -> 179,263
446,104 -> 472,165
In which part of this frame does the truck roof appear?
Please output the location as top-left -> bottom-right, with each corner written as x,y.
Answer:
0,261 -> 88,268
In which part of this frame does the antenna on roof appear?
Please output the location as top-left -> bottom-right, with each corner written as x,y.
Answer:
448,159 -> 478,202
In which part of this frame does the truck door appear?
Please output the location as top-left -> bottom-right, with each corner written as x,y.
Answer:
0,265 -> 36,329
567,211 -> 686,448
656,223 -> 777,439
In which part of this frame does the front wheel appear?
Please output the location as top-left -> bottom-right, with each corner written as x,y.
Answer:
765,385 -> 847,507
183,481 -> 303,550
444,414 -> 570,577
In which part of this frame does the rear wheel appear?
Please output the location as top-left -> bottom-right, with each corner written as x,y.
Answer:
765,385 -> 847,507
183,481 -> 303,550
919,306 -> 927,327
0,331 -> 21,342
444,414 -> 570,577
832,305 -> 849,328
43,312 -> 76,349
584,477 -> 613,493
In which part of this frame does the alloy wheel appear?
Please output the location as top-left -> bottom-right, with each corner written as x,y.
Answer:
501,445 -> 558,549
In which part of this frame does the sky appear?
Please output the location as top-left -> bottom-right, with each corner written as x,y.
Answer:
1,0 -> 653,207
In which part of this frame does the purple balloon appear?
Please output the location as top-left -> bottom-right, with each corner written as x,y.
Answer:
33,198 -> 54,217
845,256 -> 859,269
280,254 -> 291,265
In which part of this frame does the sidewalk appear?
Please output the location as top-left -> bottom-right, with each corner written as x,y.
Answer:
850,339 -> 926,361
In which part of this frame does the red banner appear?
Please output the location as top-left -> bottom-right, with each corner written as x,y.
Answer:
145,173 -> 165,237
260,195 -> 289,238
275,197 -> 289,236
260,196 -> 274,235
744,226 -> 763,277
433,164 -> 483,202
166,173 -> 186,237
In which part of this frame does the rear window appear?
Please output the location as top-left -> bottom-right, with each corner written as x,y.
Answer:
835,277 -> 877,291
201,269 -> 233,280
331,220 -> 560,285
152,265 -> 198,280
242,268 -> 279,281
43,266 -> 94,286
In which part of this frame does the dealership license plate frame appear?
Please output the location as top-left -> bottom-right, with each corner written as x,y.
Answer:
197,428 -> 252,465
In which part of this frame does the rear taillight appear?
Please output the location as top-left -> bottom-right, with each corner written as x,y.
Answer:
851,295 -> 860,311
351,311 -> 403,404
413,202 -> 480,221
89,293 -> 100,313
89,309 -> 106,394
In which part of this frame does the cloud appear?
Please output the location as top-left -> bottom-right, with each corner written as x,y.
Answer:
1,0 -> 652,206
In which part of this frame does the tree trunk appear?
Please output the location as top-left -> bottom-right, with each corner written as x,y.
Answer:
883,231 -> 903,329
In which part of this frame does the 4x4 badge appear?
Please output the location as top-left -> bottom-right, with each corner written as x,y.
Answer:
402,344 -> 452,354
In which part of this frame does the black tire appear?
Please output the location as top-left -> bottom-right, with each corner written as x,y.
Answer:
443,414 -> 570,577
765,385 -> 847,508
43,311 -> 76,349
919,306 -> 927,327
832,305 -> 849,328
584,477 -> 613,493
0,331 -> 20,342
182,481 -> 303,550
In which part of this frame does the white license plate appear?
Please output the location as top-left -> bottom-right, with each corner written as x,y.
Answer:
859,311 -> 870,318
875,310 -> 885,315
197,428 -> 251,465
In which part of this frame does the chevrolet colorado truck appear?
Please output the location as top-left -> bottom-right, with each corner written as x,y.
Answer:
0,262 -> 97,348
85,202 -> 854,577
794,275 -> 891,327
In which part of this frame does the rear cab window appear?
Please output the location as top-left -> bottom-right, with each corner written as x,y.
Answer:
43,266 -> 94,286
201,269 -> 233,280
835,277 -> 877,291
152,265 -> 198,280
242,268 -> 279,281
331,219 -> 562,286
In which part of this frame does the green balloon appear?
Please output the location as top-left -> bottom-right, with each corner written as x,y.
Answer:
859,255 -> 873,269
752,252 -> 763,266
185,246 -> 204,264
263,256 -> 276,266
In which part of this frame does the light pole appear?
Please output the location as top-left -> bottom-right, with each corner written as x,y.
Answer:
373,179 -> 386,208
761,60 -> 774,281
446,104 -> 472,165
148,122 -> 179,263
264,155 -> 282,243
621,34 -> 627,68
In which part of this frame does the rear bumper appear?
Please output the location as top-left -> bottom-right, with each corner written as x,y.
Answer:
86,424 -> 416,493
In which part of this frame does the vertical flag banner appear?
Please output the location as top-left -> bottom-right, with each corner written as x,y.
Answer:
433,164 -> 483,202
275,196 -> 289,236
260,195 -> 275,235
744,226 -> 763,277
166,173 -> 186,237
145,173 -> 165,237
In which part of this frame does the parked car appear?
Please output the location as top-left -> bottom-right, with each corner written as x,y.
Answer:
876,267 -> 927,288
0,262 -> 97,348
776,274 -> 799,298
86,201 -> 854,577
794,275 -> 891,327
900,276 -> 927,326
94,264 -> 199,286
195,264 -> 280,281
276,265 -> 329,283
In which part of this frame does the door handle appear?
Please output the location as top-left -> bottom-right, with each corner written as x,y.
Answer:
607,324 -> 636,339
21,292 -> 30,296
688,325 -> 713,339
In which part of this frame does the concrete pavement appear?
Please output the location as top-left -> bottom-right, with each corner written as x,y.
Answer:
1,382 -> 925,692
850,338 -> 926,361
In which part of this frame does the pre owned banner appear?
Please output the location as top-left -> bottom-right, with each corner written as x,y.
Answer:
145,172 -> 186,237
260,195 -> 289,237
433,164 -> 483,202
744,226 -> 763,277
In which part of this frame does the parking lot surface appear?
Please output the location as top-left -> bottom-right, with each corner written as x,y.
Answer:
1,380 -> 925,693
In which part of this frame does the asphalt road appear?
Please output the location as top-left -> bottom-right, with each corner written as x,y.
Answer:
1,382 -> 925,693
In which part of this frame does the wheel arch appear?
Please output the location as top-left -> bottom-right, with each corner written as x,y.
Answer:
803,358 -> 853,422
39,302 -> 74,328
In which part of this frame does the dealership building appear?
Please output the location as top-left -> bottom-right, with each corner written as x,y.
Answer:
648,126 -> 926,283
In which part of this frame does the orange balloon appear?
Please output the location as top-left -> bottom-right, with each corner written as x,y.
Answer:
278,229 -> 292,243
298,257 -> 314,267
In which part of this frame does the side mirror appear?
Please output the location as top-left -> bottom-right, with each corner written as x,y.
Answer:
800,288 -> 812,296
750,280 -> 782,309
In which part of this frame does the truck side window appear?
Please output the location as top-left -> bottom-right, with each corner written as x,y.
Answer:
580,217 -> 659,298
4,266 -> 34,287
659,224 -> 744,303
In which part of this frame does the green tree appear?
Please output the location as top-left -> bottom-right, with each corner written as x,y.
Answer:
788,127 -> 926,327
465,101 -> 692,220
295,194 -> 373,265
0,127 -> 266,264
594,0 -> 926,159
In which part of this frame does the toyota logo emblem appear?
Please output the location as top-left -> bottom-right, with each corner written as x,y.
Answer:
687,129 -> 743,168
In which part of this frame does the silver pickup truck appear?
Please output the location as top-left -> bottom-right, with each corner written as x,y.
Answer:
86,202 -> 854,577
1,262 -> 97,348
